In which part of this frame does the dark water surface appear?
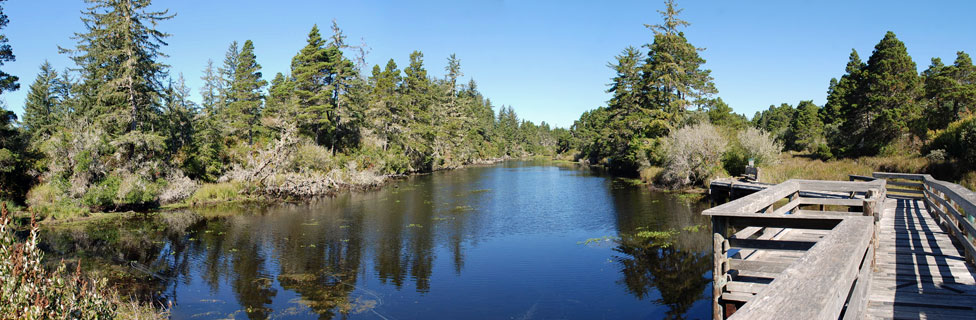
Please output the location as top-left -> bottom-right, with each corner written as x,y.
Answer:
42,161 -> 713,319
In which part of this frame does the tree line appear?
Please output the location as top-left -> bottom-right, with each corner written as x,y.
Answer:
562,0 -> 975,187
1,0 -> 562,214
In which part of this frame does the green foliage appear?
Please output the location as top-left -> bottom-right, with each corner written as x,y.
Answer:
927,116 -> 976,167
188,182 -> 242,203
786,100 -> 824,151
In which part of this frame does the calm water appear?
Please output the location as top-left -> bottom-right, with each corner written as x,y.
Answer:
42,161 -> 714,319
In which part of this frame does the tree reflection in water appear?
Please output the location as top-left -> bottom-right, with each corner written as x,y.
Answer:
613,234 -> 711,320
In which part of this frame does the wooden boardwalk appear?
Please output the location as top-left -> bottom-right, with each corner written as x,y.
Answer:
705,173 -> 976,320
866,196 -> 976,319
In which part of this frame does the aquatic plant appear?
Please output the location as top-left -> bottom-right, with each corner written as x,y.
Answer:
0,203 -> 166,318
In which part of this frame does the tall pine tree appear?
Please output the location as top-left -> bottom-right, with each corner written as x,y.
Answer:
226,40 -> 266,145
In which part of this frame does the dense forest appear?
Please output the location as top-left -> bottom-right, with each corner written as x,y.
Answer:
0,0 -> 564,215
563,0 -> 976,188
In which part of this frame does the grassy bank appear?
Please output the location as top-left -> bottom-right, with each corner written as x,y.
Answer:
749,153 -> 976,189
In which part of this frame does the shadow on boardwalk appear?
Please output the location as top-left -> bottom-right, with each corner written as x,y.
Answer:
868,196 -> 976,319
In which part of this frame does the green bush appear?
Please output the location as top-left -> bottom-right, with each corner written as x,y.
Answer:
82,175 -> 121,209
927,116 -> 976,166
188,182 -> 242,203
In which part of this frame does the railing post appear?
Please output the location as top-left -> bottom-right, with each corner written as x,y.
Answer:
863,189 -> 880,269
712,216 -> 729,320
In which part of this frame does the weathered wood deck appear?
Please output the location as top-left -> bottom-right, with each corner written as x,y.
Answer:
866,196 -> 976,319
705,173 -> 976,319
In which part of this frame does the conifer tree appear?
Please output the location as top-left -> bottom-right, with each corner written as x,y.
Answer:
64,0 -> 173,135
23,61 -> 62,138
787,100 -> 823,151
843,31 -> 920,155
641,0 -> 715,128
226,40 -> 266,144
823,49 -> 864,126
290,25 -> 331,142
0,0 -> 17,94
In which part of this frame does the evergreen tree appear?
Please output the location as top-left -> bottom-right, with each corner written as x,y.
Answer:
0,0 -> 17,95
226,40 -> 266,144
23,61 -> 62,138
162,74 -> 198,171
923,51 -> 976,129
290,25 -> 331,142
787,100 -> 823,151
194,60 -> 226,180
218,41 -> 240,108
64,0 -> 173,135
843,31 -> 920,155
640,0 -> 716,128
823,49 -> 864,126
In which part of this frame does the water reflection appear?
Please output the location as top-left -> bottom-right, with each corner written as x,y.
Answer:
39,161 -> 714,319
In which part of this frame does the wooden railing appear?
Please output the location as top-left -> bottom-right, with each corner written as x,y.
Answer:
871,172 -> 976,265
704,179 -> 886,320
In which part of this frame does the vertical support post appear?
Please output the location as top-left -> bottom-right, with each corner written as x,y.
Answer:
863,189 -> 880,269
712,216 -> 729,320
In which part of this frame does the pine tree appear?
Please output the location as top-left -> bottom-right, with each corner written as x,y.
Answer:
194,60 -> 226,181
325,20 -> 359,150
23,61 -> 62,138
787,100 -> 823,151
0,0 -> 17,95
923,51 -> 976,129
218,41 -> 240,108
846,31 -> 920,155
641,0 -> 715,128
226,40 -> 266,144
290,25 -> 331,142
823,49 -> 865,126
161,74 -> 198,170
64,0 -> 173,135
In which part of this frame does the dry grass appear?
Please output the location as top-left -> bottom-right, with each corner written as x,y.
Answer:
761,153 -> 976,190
761,153 -> 874,183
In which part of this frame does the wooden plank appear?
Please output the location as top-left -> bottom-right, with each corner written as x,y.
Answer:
796,179 -> 886,192
728,259 -> 792,274
721,292 -> 756,303
726,281 -> 768,295
796,209 -> 861,216
728,217 -> 874,320
842,244 -> 874,320
728,216 -> 840,230
886,180 -> 924,188
705,181 -> 800,215
872,172 -> 926,181
886,187 -> 924,195
923,195 -> 976,262
728,238 -> 816,251
771,197 -> 800,215
798,197 -> 865,206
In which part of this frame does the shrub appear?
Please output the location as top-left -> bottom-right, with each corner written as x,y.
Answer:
188,182 -> 242,203
0,204 -> 165,318
928,116 -> 976,166
737,127 -> 782,166
661,122 -> 728,188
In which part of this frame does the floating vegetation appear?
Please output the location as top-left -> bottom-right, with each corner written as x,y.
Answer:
301,220 -> 319,226
672,192 -> 705,202
278,273 -> 317,282
470,189 -> 492,193
407,224 -> 423,228
577,235 -> 620,246
632,227 -> 680,248
451,205 -> 474,213
433,217 -> 453,221
339,225 -> 349,229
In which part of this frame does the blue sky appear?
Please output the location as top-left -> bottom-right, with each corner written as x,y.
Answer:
3,0 -> 975,128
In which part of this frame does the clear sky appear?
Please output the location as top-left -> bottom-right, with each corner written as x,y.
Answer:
3,0 -> 975,128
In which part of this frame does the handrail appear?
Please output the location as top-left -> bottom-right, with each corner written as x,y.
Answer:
873,172 -> 976,264
706,179 -> 884,319
727,216 -> 875,320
